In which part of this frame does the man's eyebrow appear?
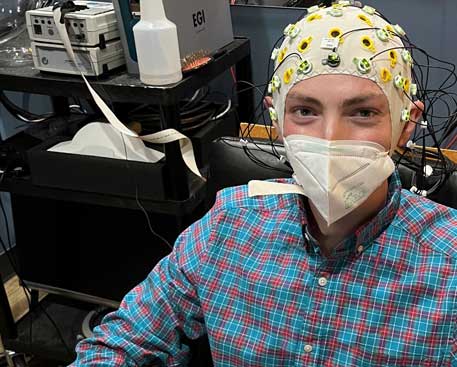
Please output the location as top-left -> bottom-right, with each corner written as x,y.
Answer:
341,93 -> 386,108
286,93 -> 322,107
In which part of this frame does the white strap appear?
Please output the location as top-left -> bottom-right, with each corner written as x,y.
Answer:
248,180 -> 305,197
52,7 -> 204,180
139,129 -> 201,178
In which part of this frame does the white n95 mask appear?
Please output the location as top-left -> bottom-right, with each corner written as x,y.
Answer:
283,135 -> 395,225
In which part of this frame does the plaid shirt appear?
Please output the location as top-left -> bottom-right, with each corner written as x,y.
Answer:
71,170 -> 457,366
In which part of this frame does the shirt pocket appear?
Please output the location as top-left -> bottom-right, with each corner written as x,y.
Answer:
333,303 -> 454,367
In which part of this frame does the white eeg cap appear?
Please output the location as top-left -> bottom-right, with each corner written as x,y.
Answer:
269,3 -> 414,154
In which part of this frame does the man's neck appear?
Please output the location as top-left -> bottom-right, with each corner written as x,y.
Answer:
307,181 -> 389,257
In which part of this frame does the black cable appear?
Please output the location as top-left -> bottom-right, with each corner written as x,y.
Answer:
182,109 -> 216,132
119,134 -> 173,251
0,91 -> 56,123
368,33 -> 457,191
236,51 -> 302,137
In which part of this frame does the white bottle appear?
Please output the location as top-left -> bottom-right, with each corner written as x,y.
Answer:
133,0 -> 183,85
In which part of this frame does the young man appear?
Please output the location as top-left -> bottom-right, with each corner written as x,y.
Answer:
71,3 -> 457,366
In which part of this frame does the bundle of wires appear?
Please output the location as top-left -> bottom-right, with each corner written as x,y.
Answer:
126,87 -> 232,135
371,9 -> 457,196
234,3 -> 457,197
0,91 -> 90,127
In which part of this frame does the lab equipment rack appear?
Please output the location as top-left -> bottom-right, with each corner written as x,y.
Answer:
0,37 -> 253,364
0,37 -> 253,208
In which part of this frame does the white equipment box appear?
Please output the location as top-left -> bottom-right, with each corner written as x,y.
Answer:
31,39 -> 125,76
26,1 -> 119,46
26,1 -> 125,75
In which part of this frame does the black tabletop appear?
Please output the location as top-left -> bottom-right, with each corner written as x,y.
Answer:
0,35 -> 250,105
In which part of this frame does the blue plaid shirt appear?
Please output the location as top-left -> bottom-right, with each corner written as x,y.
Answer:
71,170 -> 457,366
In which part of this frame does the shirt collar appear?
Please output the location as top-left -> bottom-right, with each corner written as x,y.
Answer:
302,169 -> 402,257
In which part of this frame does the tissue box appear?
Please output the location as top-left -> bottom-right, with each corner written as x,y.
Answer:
27,136 -> 168,200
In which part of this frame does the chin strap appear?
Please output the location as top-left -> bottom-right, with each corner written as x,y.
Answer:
248,180 -> 305,197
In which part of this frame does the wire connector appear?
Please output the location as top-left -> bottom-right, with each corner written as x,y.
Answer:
410,185 -> 427,197
393,24 -> 406,37
354,57 -> 372,74
406,140 -> 415,149
401,108 -> 411,122
328,7 -> 343,17
307,5 -> 319,13
401,50 -> 413,66
269,107 -> 278,122
394,74 -> 405,89
279,155 -> 288,164
420,120 -> 428,129
271,75 -> 281,90
376,29 -> 389,42
271,48 -> 279,61
362,5 -> 376,15
284,24 -> 300,39
297,60 -> 313,75
239,138 -> 249,147
424,164 -> 433,178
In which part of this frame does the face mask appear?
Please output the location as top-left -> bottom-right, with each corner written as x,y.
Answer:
283,135 -> 395,225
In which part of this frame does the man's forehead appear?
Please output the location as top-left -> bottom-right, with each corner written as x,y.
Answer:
286,76 -> 389,106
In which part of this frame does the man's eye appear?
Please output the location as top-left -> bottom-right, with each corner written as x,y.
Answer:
294,108 -> 314,117
355,109 -> 377,118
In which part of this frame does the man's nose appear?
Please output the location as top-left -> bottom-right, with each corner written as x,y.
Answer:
322,115 -> 346,140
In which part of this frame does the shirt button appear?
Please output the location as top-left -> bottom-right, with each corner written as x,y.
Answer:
304,344 -> 313,353
318,277 -> 328,287
357,245 -> 364,253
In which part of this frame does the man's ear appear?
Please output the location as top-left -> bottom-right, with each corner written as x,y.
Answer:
397,100 -> 424,147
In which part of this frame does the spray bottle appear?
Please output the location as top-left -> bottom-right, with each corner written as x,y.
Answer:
133,0 -> 182,85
